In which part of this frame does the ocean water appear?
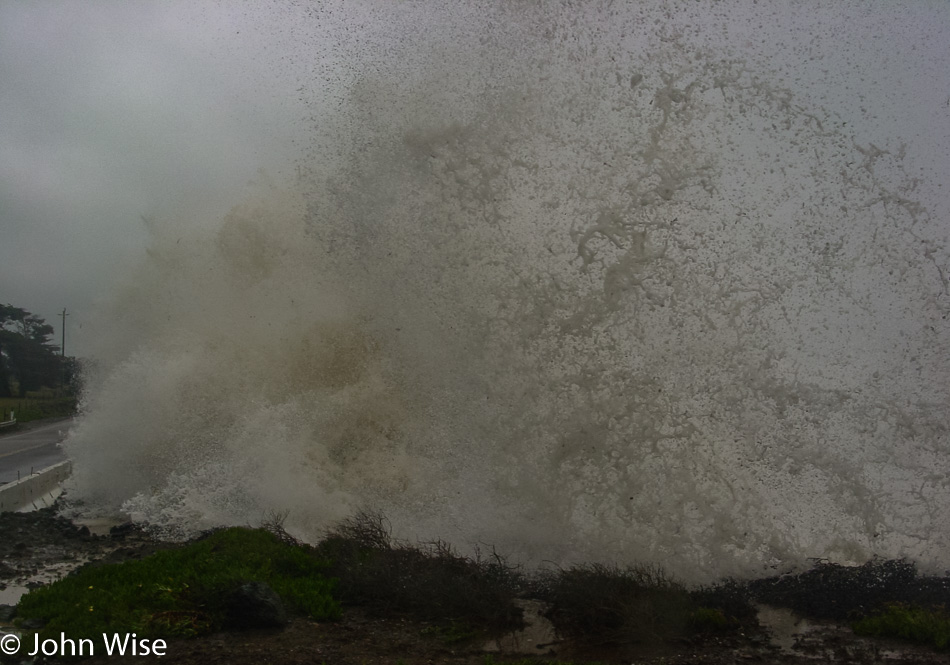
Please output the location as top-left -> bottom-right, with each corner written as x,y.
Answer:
64,1 -> 949,583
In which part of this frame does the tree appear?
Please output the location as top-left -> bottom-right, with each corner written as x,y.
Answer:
0,304 -> 63,397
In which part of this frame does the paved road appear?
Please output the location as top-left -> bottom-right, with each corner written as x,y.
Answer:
0,419 -> 72,485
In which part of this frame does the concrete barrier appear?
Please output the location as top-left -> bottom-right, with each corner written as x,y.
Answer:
0,460 -> 72,512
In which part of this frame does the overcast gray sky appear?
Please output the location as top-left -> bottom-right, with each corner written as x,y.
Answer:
0,1 -> 317,351
1,1 -> 948,357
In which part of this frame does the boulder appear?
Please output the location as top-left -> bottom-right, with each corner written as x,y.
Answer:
226,581 -> 289,629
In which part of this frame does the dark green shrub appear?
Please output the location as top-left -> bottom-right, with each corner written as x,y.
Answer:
315,510 -> 524,634
535,563 -> 695,645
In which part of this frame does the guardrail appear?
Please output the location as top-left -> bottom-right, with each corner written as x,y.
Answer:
0,410 -> 16,429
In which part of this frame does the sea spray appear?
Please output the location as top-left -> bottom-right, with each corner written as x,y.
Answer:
65,1 -> 949,582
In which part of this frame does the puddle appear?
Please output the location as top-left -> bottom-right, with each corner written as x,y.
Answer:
483,599 -> 559,656
72,516 -> 127,536
0,584 -> 28,607
0,558 -> 91,607
756,604 -> 868,660
756,604 -> 812,653
755,604 -> 939,662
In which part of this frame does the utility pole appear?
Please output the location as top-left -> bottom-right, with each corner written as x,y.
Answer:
60,308 -> 68,356
60,308 -> 69,392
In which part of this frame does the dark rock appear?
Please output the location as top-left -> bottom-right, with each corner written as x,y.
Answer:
0,604 -> 15,621
226,581 -> 289,629
100,546 -> 141,564
109,522 -> 136,538
19,617 -> 47,629
65,524 -> 91,539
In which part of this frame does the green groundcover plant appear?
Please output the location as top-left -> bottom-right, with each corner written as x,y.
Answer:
852,603 -> 950,651
15,527 -> 339,641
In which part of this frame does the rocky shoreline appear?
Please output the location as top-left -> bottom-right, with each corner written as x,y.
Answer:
0,506 -> 168,609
